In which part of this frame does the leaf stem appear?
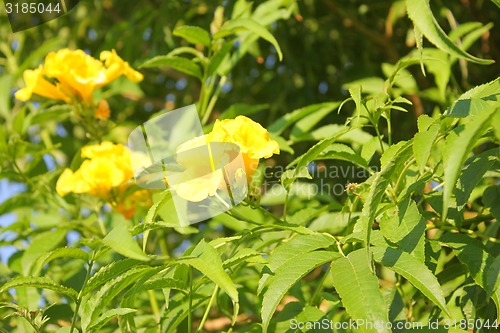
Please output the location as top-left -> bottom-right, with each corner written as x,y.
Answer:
197,285 -> 219,333
188,266 -> 193,333
70,257 -> 95,333
307,264 -> 332,306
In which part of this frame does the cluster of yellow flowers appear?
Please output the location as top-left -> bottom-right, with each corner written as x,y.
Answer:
15,48 -> 143,110
56,142 -> 150,218
19,48 -> 280,216
172,116 -> 280,202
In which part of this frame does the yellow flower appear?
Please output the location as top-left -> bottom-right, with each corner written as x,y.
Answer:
169,116 -> 279,202
210,115 -> 280,178
15,66 -> 71,103
100,49 -> 144,83
171,135 -> 224,202
16,49 -> 143,103
56,142 -> 133,201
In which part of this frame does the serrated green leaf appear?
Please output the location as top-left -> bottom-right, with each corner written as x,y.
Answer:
81,266 -> 152,331
139,56 -> 202,79
173,25 -> 211,47
358,141 -> 412,246
440,232 -> 499,319
261,250 -> 340,332
102,223 -> 150,261
83,259 -> 140,295
32,247 -> 89,276
180,239 -> 238,303
215,18 -> 283,61
445,78 -> 500,117
456,148 -> 497,208
331,249 -> 390,333
140,277 -> 187,292
269,102 -> 338,135
379,198 -> 426,262
413,123 -> 440,174
0,276 -> 78,300
440,233 -> 496,293
442,107 -> 496,221
87,308 -> 136,333
372,246 -> 451,317
406,0 -> 494,65
483,185 -> 500,220
293,127 -> 352,172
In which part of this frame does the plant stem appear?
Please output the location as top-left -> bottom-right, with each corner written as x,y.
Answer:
197,285 -> 219,333
307,264 -> 332,306
148,290 -> 161,323
188,267 -> 193,333
70,258 -> 95,333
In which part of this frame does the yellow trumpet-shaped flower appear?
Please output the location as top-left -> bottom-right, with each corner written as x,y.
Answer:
56,142 -> 133,200
15,66 -> 71,103
16,48 -> 143,103
169,116 -> 279,202
210,115 -> 280,179
56,141 -> 150,218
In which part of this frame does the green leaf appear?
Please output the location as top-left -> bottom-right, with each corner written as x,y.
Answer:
32,247 -> 89,276
293,127 -> 352,172
102,223 -> 150,261
215,18 -> 283,61
442,107 -> 496,221
140,277 -> 188,292
180,239 -> 238,303
456,148 -> 498,207
491,0 -> 500,9
83,259 -> 140,295
269,102 -> 338,135
358,142 -> 412,246
30,105 -> 73,125
268,234 -> 337,272
372,246 -> 451,317
21,229 -> 67,275
139,56 -> 202,79
87,308 -> 136,333
413,123 -> 440,174
483,185 -> 500,221
406,0 -> 494,65
261,250 -> 340,332
290,102 -> 341,139
440,232 -> 499,319
173,25 -> 211,47
0,276 -> 78,300
81,266 -> 152,331
379,198 -> 426,262
223,248 -> 266,268
445,78 -> 500,117
331,249 -> 390,333
207,41 -> 233,77
280,166 -> 311,192
440,233 -> 497,294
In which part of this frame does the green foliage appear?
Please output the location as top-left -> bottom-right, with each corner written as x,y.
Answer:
0,0 -> 499,332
